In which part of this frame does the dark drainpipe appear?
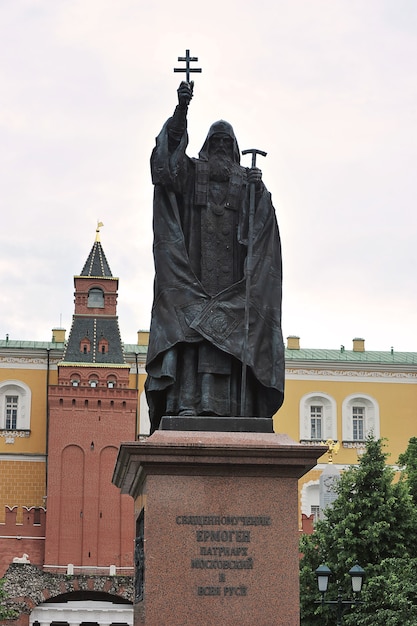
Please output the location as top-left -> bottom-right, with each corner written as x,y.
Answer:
135,351 -> 139,438
45,348 -> 51,494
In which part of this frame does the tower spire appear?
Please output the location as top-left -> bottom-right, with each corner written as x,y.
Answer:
95,221 -> 104,242
62,226 -> 123,364
80,225 -> 112,278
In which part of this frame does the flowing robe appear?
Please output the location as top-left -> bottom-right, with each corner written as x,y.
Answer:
145,113 -> 285,432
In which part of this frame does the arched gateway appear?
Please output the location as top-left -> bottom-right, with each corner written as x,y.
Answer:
2,564 -> 133,626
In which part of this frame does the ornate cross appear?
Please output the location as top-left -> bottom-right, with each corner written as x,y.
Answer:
174,49 -> 202,83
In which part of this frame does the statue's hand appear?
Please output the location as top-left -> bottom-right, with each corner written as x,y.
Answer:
247,167 -> 262,185
177,81 -> 193,107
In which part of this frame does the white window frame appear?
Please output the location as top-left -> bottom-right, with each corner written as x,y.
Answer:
0,380 -> 32,431
5,395 -> 18,429
300,392 -> 337,441
310,505 -> 320,523
352,405 -> 365,441
310,405 -> 323,440
342,394 -> 380,442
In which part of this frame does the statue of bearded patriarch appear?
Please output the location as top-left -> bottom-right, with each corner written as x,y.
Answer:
145,82 -> 284,433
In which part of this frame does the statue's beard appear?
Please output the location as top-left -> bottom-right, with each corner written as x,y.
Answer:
209,154 -> 233,182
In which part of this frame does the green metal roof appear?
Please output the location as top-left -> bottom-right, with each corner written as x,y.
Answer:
0,340 -> 147,354
1,340 -> 417,365
284,348 -> 417,364
0,340 -> 65,350
123,344 -> 148,355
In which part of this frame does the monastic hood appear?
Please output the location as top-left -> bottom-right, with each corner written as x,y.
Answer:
198,120 -> 241,163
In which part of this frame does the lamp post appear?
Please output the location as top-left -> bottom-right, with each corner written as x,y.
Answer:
315,563 -> 365,625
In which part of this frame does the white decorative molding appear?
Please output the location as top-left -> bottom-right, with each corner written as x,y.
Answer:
301,480 -> 320,516
0,430 -> 30,438
0,357 -> 61,370
300,440 -> 332,446
286,367 -> 417,382
129,363 -> 147,375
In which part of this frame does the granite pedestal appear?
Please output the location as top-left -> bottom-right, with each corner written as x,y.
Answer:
113,430 -> 326,626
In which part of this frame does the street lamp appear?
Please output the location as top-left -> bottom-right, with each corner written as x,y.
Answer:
315,563 -> 365,625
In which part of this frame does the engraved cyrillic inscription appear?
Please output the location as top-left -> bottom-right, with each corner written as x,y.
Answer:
176,513 -> 271,598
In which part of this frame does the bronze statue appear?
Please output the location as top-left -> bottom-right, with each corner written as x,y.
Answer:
145,79 -> 284,433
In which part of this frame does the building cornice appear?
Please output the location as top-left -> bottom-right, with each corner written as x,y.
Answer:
58,362 -> 130,369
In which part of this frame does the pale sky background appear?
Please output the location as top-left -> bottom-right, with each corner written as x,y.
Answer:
1,0 -> 416,352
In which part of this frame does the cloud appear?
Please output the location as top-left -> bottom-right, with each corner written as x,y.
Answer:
0,0 -> 416,350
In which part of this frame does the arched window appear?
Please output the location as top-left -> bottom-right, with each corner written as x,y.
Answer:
89,377 -> 99,388
0,381 -> 32,431
300,392 -> 337,442
342,394 -> 380,442
87,287 -> 104,308
301,481 -> 320,520
107,377 -> 116,388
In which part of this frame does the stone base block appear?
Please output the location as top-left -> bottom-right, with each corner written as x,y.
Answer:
113,430 -> 326,626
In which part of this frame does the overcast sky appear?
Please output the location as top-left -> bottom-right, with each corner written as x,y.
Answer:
1,0 -> 416,352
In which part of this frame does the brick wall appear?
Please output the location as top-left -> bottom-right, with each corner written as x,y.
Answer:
301,513 -> 315,534
45,384 -> 136,570
0,507 -> 45,577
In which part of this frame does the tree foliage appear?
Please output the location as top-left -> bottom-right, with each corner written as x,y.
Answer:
398,436 -> 417,506
300,437 -> 417,625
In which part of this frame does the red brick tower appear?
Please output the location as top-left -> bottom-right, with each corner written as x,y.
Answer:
45,227 -> 136,574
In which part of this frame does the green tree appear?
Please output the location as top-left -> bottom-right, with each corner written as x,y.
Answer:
300,437 -> 417,625
355,557 -> 417,626
398,436 -> 417,506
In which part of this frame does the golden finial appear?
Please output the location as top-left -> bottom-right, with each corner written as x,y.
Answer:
95,221 -> 104,242
324,439 -> 340,464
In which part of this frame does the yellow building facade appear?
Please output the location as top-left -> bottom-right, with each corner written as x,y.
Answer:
280,335 -> 417,526
1,331 -> 417,537
0,335 -> 148,526
0,341 -> 60,525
